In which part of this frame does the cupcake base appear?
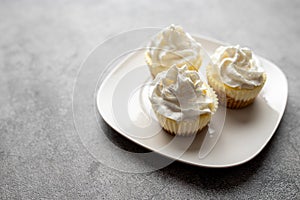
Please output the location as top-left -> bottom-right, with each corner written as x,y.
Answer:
154,111 -> 211,136
214,89 -> 256,109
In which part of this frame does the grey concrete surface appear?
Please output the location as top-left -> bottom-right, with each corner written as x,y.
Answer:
0,0 -> 300,199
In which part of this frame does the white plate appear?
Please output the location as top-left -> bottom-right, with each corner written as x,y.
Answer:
97,36 -> 288,168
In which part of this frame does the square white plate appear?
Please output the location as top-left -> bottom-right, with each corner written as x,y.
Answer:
97,36 -> 288,168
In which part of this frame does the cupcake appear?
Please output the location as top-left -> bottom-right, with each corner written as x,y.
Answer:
206,45 -> 267,109
149,65 -> 218,136
145,24 -> 203,78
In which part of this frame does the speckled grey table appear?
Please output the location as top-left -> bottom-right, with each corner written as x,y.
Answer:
0,0 -> 299,199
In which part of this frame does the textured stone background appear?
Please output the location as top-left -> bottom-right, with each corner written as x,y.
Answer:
0,0 -> 299,199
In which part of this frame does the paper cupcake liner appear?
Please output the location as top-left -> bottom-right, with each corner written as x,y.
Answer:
154,111 -> 211,136
206,65 -> 266,109
205,83 -> 219,114
226,96 -> 256,109
145,52 -> 202,78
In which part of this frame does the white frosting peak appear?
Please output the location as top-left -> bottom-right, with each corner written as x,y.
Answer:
147,24 -> 202,69
149,65 -> 214,121
211,45 -> 265,89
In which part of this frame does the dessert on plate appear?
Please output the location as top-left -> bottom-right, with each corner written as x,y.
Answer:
149,64 -> 218,136
206,45 -> 267,109
145,24 -> 203,78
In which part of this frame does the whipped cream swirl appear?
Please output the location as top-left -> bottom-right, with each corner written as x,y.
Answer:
147,24 -> 202,69
211,45 -> 265,89
149,65 -> 214,121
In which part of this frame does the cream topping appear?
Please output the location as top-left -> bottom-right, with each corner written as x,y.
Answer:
211,45 -> 265,89
149,65 -> 214,121
147,24 -> 202,69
